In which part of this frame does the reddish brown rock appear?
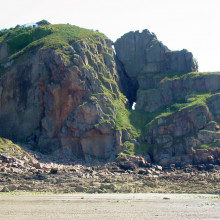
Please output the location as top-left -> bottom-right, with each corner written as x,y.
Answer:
0,37 -> 123,159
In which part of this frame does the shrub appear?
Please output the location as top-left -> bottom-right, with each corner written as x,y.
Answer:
36,20 -> 51,26
7,26 -> 52,53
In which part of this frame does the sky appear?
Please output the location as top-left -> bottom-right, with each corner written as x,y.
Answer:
1,0 -> 220,72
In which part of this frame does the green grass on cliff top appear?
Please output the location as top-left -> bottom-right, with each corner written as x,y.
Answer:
145,92 -> 219,129
0,24 -> 107,61
161,71 -> 220,82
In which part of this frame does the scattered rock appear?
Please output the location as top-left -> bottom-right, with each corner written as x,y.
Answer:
117,159 -> 137,171
155,165 -> 163,171
1,186 -> 10,192
1,185 -> 17,192
17,185 -> 32,191
33,162 -> 42,169
138,169 -> 148,175
75,186 -> 87,192
50,168 -> 58,174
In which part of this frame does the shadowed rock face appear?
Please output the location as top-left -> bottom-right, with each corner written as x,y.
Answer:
115,29 -> 220,166
115,30 -> 198,77
0,43 -> 9,60
114,30 -> 198,106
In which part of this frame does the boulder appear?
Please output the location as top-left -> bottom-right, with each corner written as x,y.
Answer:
116,155 -> 150,170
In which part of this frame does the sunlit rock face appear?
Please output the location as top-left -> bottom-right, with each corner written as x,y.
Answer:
0,32 -> 124,159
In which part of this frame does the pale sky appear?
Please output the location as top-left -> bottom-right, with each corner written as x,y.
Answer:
1,0 -> 220,72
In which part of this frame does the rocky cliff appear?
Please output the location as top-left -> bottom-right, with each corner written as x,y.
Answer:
0,24 -> 134,160
115,30 -> 220,166
0,24 -> 219,165
115,30 -> 198,105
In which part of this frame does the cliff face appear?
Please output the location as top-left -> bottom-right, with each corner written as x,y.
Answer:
114,30 -> 198,105
0,24 -> 219,165
0,24 -> 133,160
115,30 -> 198,77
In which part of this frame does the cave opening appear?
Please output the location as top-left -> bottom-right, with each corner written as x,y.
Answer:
114,48 -> 139,110
126,77 -> 139,110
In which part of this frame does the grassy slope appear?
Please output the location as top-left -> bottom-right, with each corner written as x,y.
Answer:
138,72 -> 220,128
0,137 -> 25,156
0,24 -> 107,62
134,72 -> 220,154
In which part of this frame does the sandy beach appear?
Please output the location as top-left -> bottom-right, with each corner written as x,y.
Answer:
0,193 -> 219,220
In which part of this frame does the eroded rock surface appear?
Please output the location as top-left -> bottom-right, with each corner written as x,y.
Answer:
115,30 -> 198,77
114,30 -> 198,104
115,29 -> 220,166
0,35 -> 124,159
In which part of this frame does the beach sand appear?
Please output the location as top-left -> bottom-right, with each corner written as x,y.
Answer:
0,193 -> 219,219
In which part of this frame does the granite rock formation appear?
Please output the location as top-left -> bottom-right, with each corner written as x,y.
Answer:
0,24 -> 219,165
115,30 -> 198,105
115,30 -> 220,166
0,25 -> 126,160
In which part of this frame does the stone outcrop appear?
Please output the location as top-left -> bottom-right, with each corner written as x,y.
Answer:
136,74 -> 220,166
0,24 -> 219,166
115,29 -> 219,166
143,100 -> 220,166
114,30 -> 198,105
0,30 -> 125,160
136,72 -> 220,112
115,30 -> 198,77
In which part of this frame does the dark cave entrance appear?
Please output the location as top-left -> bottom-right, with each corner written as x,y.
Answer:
115,54 -> 139,110
126,77 -> 139,110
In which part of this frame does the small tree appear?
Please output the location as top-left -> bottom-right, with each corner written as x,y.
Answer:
36,20 -> 50,26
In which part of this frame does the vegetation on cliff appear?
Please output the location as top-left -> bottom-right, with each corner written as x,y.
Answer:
0,22 -> 107,67
0,21 -> 138,159
0,138 -> 24,156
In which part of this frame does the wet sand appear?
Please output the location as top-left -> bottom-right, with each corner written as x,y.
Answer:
0,193 -> 219,220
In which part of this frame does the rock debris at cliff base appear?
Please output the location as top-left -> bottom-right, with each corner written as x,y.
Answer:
0,150 -> 220,194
